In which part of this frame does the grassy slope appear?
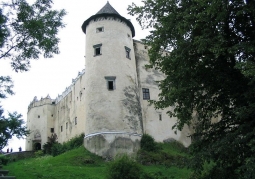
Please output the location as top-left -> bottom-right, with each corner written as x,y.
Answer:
3,143 -> 192,179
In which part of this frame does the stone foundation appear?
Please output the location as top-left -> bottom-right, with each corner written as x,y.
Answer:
84,132 -> 141,158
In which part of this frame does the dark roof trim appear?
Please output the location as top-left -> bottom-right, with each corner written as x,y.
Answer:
81,13 -> 135,37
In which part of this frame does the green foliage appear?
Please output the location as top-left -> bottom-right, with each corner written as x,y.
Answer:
0,0 -> 66,72
3,143 -> 192,179
128,0 -> 255,178
43,133 -> 85,157
0,108 -> 29,150
138,142 -> 189,167
106,155 -> 143,179
0,0 -> 66,151
140,134 -> 159,152
51,143 -> 64,157
0,155 -> 9,165
42,133 -> 58,155
34,150 -> 44,158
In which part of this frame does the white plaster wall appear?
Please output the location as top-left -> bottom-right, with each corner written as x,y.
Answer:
54,74 -> 86,144
134,41 -> 191,147
25,101 -> 55,151
84,17 -> 142,136
26,74 -> 86,150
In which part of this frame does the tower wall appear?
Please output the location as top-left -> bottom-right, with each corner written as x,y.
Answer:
25,99 -> 55,151
84,16 -> 142,157
134,41 -> 191,147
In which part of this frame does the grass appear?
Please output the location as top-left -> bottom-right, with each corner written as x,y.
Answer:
3,143 -> 192,179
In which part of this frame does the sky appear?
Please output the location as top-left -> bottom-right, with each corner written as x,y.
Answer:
0,0 -> 150,152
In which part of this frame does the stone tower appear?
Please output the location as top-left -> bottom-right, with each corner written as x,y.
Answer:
82,2 -> 143,157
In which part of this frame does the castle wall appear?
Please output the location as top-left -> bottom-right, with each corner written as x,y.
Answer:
54,73 -> 86,143
25,72 -> 86,151
25,98 -> 55,151
83,16 -> 142,156
134,41 -> 191,147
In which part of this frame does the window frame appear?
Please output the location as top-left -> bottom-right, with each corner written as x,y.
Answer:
105,76 -> 116,91
96,27 -> 104,33
125,46 -> 131,59
142,88 -> 150,100
93,43 -> 102,56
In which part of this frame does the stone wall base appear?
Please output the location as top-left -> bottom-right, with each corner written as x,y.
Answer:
84,132 -> 141,158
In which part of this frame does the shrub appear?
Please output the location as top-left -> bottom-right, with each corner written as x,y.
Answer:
53,133 -> 84,156
0,155 -> 9,165
106,155 -> 143,179
140,134 -> 159,152
51,143 -> 64,157
34,150 -> 44,158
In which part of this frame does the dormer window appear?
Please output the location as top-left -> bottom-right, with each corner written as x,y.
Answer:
93,44 -> 102,56
125,46 -> 131,59
96,27 -> 104,33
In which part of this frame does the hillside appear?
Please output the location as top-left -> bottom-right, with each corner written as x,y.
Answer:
3,143 -> 192,179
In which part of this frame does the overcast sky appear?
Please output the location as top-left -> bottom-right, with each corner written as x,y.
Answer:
0,0 -> 150,152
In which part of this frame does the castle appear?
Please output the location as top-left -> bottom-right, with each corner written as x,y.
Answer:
25,2 -> 191,157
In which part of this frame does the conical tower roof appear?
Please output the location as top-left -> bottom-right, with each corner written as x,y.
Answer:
96,1 -> 120,15
82,2 -> 135,37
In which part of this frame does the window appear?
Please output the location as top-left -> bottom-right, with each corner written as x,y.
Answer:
96,27 -> 104,33
105,76 -> 116,90
159,114 -> 162,121
38,115 -> 40,118
51,128 -> 54,133
51,114 -> 53,117
93,44 -> 102,56
61,126 -> 63,132
142,88 -> 150,100
75,117 -> 77,125
66,122 -> 68,129
125,46 -> 131,59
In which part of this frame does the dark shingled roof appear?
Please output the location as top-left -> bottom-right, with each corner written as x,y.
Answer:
96,1 -> 120,15
82,2 -> 135,37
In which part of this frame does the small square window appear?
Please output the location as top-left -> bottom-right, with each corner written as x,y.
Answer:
51,128 -> 54,133
105,76 -> 116,91
61,126 -> 63,132
93,44 -> 102,56
142,88 -> 150,100
38,115 -> 40,118
96,27 -> 104,33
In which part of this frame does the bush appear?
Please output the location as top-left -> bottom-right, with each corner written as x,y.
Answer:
51,143 -> 64,157
34,150 -> 44,158
53,133 -> 84,156
140,134 -> 159,152
0,155 -> 9,165
106,155 -> 143,179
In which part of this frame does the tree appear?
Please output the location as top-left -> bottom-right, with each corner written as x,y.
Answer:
0,108 -> 29,150
128,0 -> 255,178
0,0 -> 66,150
